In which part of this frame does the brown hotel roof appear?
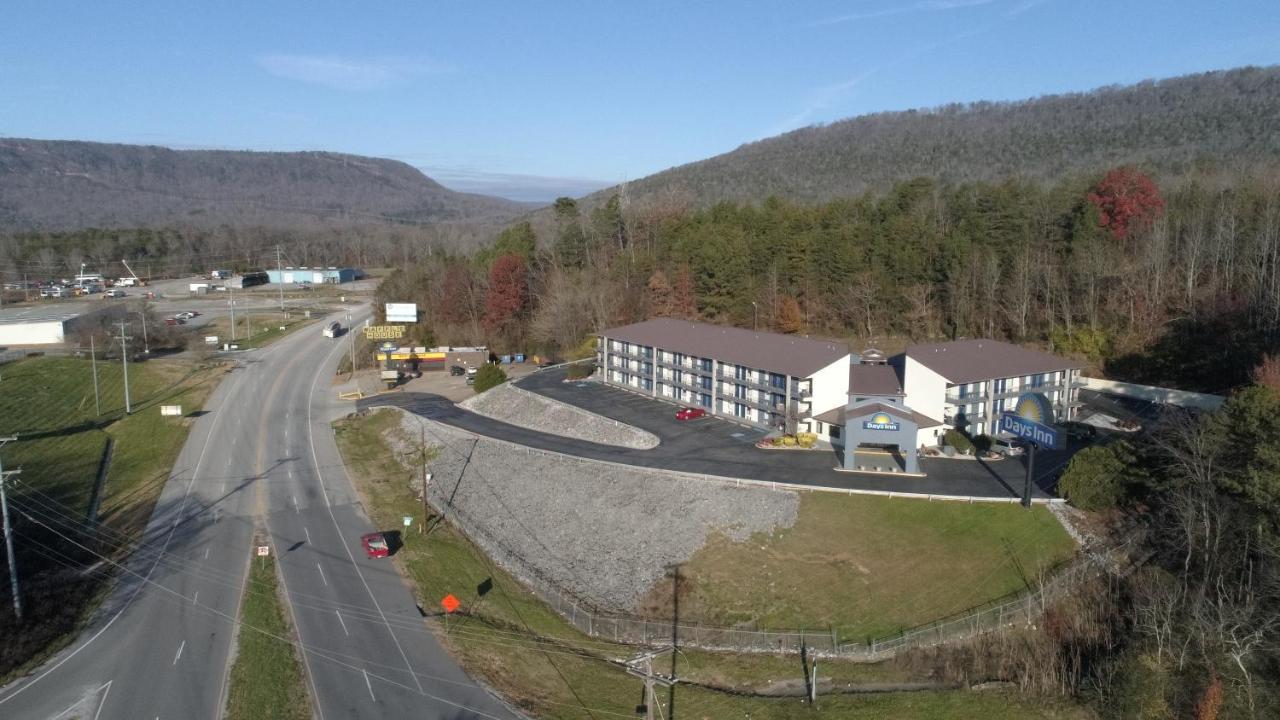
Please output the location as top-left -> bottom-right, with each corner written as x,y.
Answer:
598,318 -> 849,378
905,339 -> 1085,384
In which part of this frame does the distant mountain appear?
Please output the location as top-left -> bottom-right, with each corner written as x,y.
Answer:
0,139 -> 538,232
566,66 -> 1280,213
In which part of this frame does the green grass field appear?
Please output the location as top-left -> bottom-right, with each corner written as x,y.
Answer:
0,355 -> 222,680
202,312 -> 315,350
333,408 -> 1093,720
640,492 -> 1078,640
225,553 -> 311,720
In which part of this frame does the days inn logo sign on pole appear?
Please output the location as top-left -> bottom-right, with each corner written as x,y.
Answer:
863,412 -> 900,432
999,392 -> 1062,449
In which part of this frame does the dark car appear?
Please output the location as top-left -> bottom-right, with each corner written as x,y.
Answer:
675,407 -> 707,421
361,532 -> 390,559
449,365 -> 466,376
1058,421 -> 1098,442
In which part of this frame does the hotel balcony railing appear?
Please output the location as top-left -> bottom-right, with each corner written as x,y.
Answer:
945,389 -> 989,403
943,412 -> 987,426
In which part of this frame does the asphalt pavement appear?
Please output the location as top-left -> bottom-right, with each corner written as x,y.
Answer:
363,369 -> 1047,499
0,305 -> 519,719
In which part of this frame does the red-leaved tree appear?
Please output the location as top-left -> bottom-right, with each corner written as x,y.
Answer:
483,254 -> 528,338
1087,167 -> 1165,240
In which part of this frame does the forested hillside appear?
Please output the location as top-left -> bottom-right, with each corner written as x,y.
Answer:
558,66 -> 1280,216
0,139 -> 534,231
380,167 -> 1280,395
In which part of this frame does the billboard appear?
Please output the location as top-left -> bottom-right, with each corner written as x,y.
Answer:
385,303 -> 417,323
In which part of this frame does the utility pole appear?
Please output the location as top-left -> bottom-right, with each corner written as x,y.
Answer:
1,436 -> 23,621
116,321 -> 132,414
625,648 -> 674,720
90,335 -> 101,416
347,311 -> 356,378
138,304 -> 149,355
420,425 -> 432,533
751,301 -> 759,331
229,283 -> 236,342
275,244 -> 285,312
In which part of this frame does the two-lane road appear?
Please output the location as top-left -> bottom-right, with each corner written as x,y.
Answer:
0,308 -> 518,719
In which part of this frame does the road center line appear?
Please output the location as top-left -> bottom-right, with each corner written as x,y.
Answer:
362,669 -> 375,700
316,562 -> 328,586
172,640 -> 185,666
335,609 -> 349,635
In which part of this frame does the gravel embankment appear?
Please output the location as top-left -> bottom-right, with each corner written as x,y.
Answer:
382,408 -> 798,613
459,381 -> 659,449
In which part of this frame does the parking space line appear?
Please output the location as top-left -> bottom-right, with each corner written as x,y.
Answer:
172,640 -> 185,666
316,562 -> 328,586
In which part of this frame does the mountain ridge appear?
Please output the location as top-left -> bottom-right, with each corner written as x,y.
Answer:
0,138 -> 538,232
558,65 -> 1280,216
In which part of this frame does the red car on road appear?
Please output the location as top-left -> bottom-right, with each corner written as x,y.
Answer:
675,407 -> 707,421
361,532 -> 390,558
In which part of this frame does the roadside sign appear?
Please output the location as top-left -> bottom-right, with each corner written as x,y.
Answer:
402,515 -> 413,527
160,405 -> 183,417
999,392 -> 1062,449
256,546 -> 269,557
441,594 -> 460,614
364,325 -> 406,340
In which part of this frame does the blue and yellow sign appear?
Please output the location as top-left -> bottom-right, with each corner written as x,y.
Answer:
999,392 -> 1061,448
862,412 -> 900,432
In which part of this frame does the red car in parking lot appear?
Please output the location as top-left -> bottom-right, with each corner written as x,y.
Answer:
361,532 -> 390,558
675,407 -> 707,421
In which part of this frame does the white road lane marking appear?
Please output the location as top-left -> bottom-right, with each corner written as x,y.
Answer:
362,669 -> 375,700
303,527 -> 311,543
335,610 -> 349,635
316,562 -> 328,586
192,591 -> 199,605
92,681 -> 112,720
292,495 -> 299,513
204,547 -> 210,559
172,640 -> 185,665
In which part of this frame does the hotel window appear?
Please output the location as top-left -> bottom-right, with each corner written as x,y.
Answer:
701,358 -> 713,372
734,403 -> 747,418
734,384 -> 746,399
993,378 -> 1008,395
735,365 -> 747,380
830,426 -> 841,439
769,373 -> 786,389
700,393 -> 711,408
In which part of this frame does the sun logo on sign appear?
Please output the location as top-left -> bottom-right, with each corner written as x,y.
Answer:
1013,393 -> 1055,425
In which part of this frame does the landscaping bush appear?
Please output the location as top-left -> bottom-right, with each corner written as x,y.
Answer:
796,432 -> 817,448
781,435 -> 797,447
972,434 -> 993,453
565,361 -> 595,380
472,363 -> 508,394
1058,443 -> 1139,511
943,429 -> 974,454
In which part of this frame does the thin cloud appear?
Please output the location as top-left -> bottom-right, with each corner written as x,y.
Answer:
1008,0 -> 1052,15
766,69 -> 879,137
814,0 -> 997,26
256,54 -> 448,91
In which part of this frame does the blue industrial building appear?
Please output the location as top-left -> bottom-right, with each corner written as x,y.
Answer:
266,267 -> 359,284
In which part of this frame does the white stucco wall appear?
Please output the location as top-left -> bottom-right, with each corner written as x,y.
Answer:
0,320 -> 67,345
902,356 -> 948,426
805,354 -> 852,416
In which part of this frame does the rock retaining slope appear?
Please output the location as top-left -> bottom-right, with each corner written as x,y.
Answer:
459,380 -> 659,449
386,408 -> 797,613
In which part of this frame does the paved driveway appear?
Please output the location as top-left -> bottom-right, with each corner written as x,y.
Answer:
358,370 -> 1047,499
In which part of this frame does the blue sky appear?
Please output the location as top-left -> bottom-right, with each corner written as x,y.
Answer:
2,1 -> 1278,201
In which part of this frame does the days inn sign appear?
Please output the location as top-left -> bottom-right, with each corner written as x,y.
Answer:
862,412 -> 900,432
999,392 -> 1062,449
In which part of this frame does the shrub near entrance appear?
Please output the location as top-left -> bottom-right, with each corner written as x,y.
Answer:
472,363 -> 507,393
